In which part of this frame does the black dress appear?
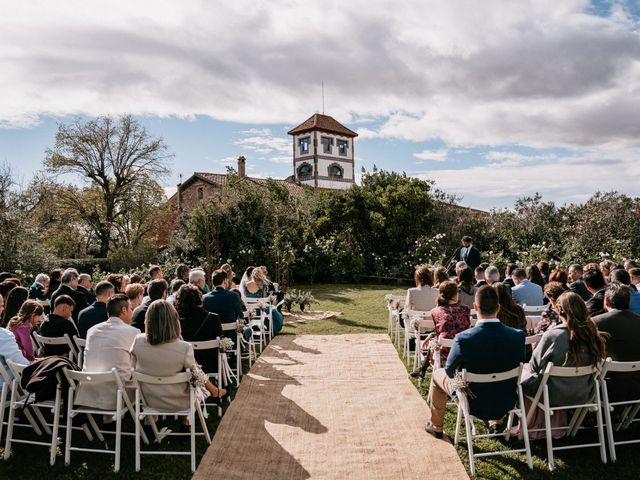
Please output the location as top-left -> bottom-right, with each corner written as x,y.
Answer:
179,307 -> 223,374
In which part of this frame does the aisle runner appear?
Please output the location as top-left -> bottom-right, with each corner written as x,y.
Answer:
194,334 -> 468,480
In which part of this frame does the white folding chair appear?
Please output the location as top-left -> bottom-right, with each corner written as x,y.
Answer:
188,339 -> 225,417
221,323 -> 243,382
241,311 -> 257,367
412,319 -> 437,371
63,368 -> 149,472
454,364 -> 533,476
599,358 -> 640,462
32,332 -> 77,362
523,305 -> 546,315
72,336 -> 86,369
384,294 -> 405,344
3,360 -> 63,465
426,337 -> 455,402
526,362 -> 607,470
132,370 -> 211,473
245,298 -> 272,351
403,310 -> 434,366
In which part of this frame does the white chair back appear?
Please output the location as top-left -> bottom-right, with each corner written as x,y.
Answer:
525,334 -> 543,346
73,336 -> 87,368
523,305 -> 546,314
32,332 -> 77,361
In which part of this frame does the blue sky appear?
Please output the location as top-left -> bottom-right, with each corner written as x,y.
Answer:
1,0 -> 640,209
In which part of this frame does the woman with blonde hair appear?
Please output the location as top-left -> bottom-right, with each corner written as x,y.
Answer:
125,283 -> 145,309
243,268 -> 284,335
130,300 -> 226,413
7,300 -> 44,361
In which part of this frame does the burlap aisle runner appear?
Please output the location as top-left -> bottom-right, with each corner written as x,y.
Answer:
194,334 -> 468,479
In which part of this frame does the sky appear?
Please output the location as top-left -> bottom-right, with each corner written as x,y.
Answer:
1,0 -> 640,209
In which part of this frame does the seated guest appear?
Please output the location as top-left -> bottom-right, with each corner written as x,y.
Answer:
523,292 -> 606,408
132,279 -> 167,332
0,327 -> 29,389
50,268 -> 88,324
624,259 -> 638,272
131,300 -> 226,413
600,260 -> 617,282
630,268 -> 640,292
537,261 -> 550,283
29,273 -> 49,301
433,267 -> 449,288
456,267 -> 476,309
494,283 -> 526,332
593,283 -> 640,402
7,300 -> 44,361
0,286 -> 29,328
189,268 -> 207,293
125,283 -> 145,310
425,286 -> 526,438
549,268 -> 569,291
77,281 -> 114,338
404,265 -> 438,315
568,264 -> 592,301
174,264 -> 190,283
511,268 -> 544,306
503,264 -> 517,289
526,264 -> 546,289
176,284 -> 223,374
474,266 -> 487,287
75,294 -> 139,410
0,294 -> 4,319
454,261 -> 468,277
411,281 -> 470,379
129,274 -> 143,285
584,268 -> 607,317
484,266 -> 500,286
536,282 -> 566,334
243,268 -> 284,336
106,273 -> 125,294
39,295 -> 78,356
47,269 -> 62,299
167,279 -> 185,305
609,268 -> 640,315
204,270 -> 248,341
77,274 -> 96,305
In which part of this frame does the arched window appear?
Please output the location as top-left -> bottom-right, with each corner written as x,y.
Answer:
297,162 -> 313,178
328,164 -> 343,178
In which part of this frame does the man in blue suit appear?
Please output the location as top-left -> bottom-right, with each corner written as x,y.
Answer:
425,286 -> 526,438
203,269 -> 246,342
77,281 -> 114,338
459,235 -> 481,271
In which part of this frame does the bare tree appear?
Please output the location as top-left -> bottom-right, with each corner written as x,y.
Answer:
45,115 -> 171,256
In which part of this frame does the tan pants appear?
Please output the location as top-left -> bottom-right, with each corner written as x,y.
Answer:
430,368 -> 454,431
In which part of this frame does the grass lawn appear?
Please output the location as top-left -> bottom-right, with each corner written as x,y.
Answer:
1,283 -> 639,479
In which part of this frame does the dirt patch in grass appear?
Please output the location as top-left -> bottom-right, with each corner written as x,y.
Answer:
283,310 -> 342,324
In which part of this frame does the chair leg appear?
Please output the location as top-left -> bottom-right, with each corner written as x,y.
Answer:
0,383 -> 7,444
595,386 -> 607,464
601,381 -> 617,462
190,412 -> 196,473
88,414 -> 105,442
464,410 -> 476,477
64,390 -> 73,465
115,392 -> 123,473
518,388 -> 534,470
49,386 -> 62,466
196,402 -> 211,444
454,403 -> 462,445
543,388 -> 555,471
135,391 -> 141,472
33,406 -> 52,435
4,381 -> 17,460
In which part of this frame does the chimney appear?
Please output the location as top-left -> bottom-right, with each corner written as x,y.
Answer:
237,156 -> 246,177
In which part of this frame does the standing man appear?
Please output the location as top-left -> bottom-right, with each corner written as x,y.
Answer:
459,236 -> 481,271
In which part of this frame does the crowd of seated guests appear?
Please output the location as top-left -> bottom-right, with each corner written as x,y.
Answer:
400,257 -> 640,441
0,260 -> 284,430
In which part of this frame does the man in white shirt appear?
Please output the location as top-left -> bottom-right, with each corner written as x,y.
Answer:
74,294 -> 139,410
0,328 -> 29,389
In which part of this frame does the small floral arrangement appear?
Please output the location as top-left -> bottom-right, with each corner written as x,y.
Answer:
219,337 -> 235,353
427,338 -> 442,353
236,319 -> 246,334
189,364 -> 211,403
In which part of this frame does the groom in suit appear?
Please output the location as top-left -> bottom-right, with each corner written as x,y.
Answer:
425,286 -> 526,438
459,235 -> 481,271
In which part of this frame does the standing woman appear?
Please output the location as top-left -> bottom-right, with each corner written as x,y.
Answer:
7,300 -> 44,361
243,268 -> 284,335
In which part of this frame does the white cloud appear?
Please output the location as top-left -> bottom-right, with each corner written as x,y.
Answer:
413,148 -> 448,162
267,155 -> 292,164
234,128 -> 290,155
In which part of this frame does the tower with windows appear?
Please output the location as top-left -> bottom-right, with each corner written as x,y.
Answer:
288,113 -> 358,189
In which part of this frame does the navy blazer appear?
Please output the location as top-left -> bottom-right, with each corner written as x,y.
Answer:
77,301 -> 108,339
445,320 -> 526,420
203,287 -> 244,340
460,246 -> 481,271
77,285 -> 96,306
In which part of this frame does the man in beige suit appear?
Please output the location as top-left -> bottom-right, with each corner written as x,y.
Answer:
75,294 -> 139,410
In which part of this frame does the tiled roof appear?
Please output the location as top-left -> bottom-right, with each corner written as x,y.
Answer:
190,172 -> 307,197
288,113 -> 358,137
